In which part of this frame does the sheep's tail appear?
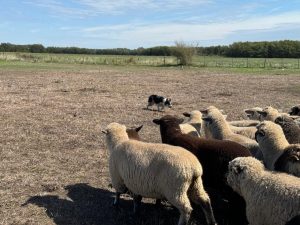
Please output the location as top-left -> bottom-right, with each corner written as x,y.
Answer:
189,176 -> 217,225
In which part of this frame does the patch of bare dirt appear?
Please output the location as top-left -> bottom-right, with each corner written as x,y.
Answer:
0,67 -> 299,225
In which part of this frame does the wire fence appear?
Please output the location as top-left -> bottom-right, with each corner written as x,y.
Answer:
0,52 -> 299,69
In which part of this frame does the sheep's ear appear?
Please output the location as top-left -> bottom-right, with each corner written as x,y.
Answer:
183,112 -> 191,117
135,125 -> 143,132
178,118 -> 185,124
257,111 -> 267,117
200,109 -> 208,114
244,109 -> 254,114
202,117 -> 212,123
233,165 -> 244,174
290,115 -> 300,120
219,109 -> 225,114
152,119 -> 161,125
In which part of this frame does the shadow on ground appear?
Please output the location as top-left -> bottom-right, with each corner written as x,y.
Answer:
23,183 -> 185,225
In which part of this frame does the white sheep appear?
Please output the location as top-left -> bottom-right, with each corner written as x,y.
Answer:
257,106 -> 293,122
255,121 -> 300,177
183,110 -> 203,136
179,123 -> 200,137
103,122 -> 217,225
229,125 -> 257,140
228,107 -> 262,127
227,157 -> 300,225
201,106 -> 262,159
244,107 -> 263,120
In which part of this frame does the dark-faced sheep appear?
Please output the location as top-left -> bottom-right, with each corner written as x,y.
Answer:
153,115 -> 251,225
275,115 -> 300,144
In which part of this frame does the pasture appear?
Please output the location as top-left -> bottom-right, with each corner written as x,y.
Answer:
1,52 -> 300,69
0,61 -> 300,225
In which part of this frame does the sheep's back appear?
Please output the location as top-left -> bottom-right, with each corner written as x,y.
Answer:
165,134 -> 251,189
241,171 -> 300,225
111,140 -> 202,197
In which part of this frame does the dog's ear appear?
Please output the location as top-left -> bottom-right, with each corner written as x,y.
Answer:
183,112 -> 191,117
153,119 -> 161,125
135,125 -> 143,132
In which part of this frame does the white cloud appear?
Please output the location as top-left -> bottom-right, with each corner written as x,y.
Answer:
24,0 -> 212,16
81,11 -> 300,47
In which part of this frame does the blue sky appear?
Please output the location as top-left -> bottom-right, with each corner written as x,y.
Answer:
1,0 -> 300,49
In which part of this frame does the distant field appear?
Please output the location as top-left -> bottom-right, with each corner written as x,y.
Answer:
1,52 -> 300,69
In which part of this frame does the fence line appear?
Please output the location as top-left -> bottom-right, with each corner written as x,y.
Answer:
0,52 -> 299,69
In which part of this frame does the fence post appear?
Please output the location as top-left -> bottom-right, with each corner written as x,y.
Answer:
246,58 -> 248,68
264,58 -> 267,68
298,58 -> 299,69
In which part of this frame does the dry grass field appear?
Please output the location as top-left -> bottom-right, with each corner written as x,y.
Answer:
0,64 -> 299,225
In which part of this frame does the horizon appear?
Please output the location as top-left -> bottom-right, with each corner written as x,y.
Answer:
1,1 -> 300,49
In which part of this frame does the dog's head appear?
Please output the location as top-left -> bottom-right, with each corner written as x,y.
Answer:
165,98 -> 172,108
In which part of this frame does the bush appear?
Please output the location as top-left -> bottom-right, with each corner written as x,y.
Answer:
171,41 -> 196,66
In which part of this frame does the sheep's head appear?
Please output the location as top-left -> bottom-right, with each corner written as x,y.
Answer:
256,121 -> 289,150
102,122 -> 128,149
244,107 -> 263,120
289,105 -> 300,116
274,115 -> 295,127
153,115 -> 184,140
183,110 -> 202,120
126,125 -> 143,141
257,106 -> 279,121
201,106 -> 226,126
153,115 -> 184,126
227,157 -> 264,194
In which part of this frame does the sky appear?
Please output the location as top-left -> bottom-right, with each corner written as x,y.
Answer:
1,0 -> 300,49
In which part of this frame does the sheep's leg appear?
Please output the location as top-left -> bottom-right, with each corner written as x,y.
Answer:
189,177 -> 217,225
113,192 -> 121,207
133,195 -> 142,214
147,102 -> 153,110
167,188 -> 192,225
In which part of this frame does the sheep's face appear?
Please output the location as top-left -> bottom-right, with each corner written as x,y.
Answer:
274,115 -> 294,127
244,107 -> 263,120
255,121 -> 283,144
227,157 -> 264,194
257,106 -> 279,121
289,105 -> 300,116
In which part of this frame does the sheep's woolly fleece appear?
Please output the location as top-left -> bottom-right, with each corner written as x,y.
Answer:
227,157 -> 300,225
104,122 -> 216,225
255,121 -> 290,170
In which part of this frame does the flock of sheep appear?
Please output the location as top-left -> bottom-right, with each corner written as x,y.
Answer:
102,105 -> 300,225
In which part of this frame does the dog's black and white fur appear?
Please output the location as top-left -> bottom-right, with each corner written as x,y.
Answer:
147,95 -> 172,111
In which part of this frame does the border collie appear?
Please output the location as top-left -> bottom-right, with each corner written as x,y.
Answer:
147,95 -> 172,111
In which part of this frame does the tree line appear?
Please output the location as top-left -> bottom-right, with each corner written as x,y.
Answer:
1,40 -> 300,58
